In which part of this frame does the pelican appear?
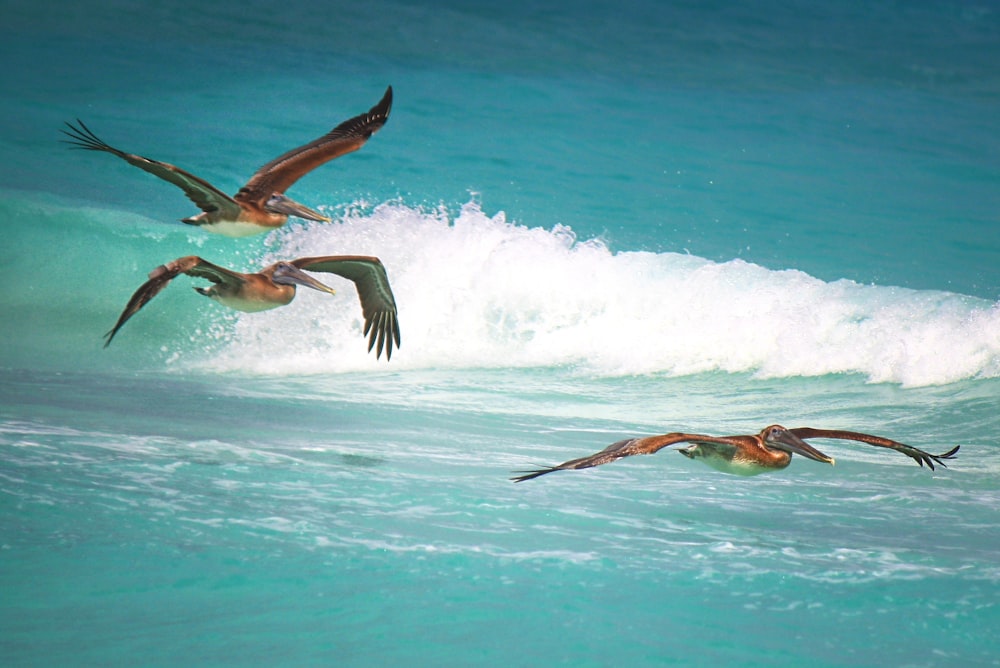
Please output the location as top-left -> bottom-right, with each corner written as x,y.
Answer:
512,425 -> 959,481
62,86 -> 392,237
104,255 -> 401,360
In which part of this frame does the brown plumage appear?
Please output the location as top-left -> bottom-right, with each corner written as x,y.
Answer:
62,86 -> 392,237
105,255 -> 401,360
512,424 -> 959,481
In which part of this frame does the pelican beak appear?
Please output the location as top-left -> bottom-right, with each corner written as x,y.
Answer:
272,264 -> 337,295
265,193 -> 332,222
771,430 -> 836,466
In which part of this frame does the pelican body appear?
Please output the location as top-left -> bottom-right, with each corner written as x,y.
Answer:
512,425 -> 959,482
105,255 -> 401,360
62,86 -> 392,237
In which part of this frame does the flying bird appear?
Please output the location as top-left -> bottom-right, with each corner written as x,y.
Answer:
105,255 -> 401,360
512,425 -> 959,481
62,86 -> 392,237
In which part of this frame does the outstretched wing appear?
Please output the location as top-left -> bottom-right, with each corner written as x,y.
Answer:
62,119 -> 242,219
104,256 -> 245,346
291,255 -> 401,360
789,427 -> 960,470
237,86 -> 393,205
512,432 -> 738,482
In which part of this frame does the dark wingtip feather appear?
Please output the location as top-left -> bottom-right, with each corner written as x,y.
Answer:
376,86 -> 393,119
912,444 -> 961,471
60,118 -> 111,151
930,444 -> 961,470
511,467 -> 559,483
102,320 -> 126,348
385,317 -> 395,361
376,321 -> 387,359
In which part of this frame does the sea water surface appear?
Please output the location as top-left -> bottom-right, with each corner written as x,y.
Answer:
2,1 -> 999,666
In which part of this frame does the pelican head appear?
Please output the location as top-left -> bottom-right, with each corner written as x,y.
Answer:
760,425 -> 835,465
265,193 -> 332,223
271,262 -> 337,295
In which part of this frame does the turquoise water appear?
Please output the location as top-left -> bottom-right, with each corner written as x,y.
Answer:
3,1 -> 999,665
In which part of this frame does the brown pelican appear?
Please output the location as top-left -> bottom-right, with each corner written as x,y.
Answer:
62,86 -> 392,237
105,255 -> 401,360
512,425 -> 959,481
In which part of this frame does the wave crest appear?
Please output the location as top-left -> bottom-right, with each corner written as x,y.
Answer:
194,201 -> 1000,386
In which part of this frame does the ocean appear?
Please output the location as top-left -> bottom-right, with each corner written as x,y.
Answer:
2,0 -> 999,665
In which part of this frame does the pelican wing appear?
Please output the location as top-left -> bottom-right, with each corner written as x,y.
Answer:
789,427 -> 960,470
62,120 -> 241,219
291,255 -> 401,360
104,256 -> 245,347
512,433 -> 740,482
236,86 -> 393,205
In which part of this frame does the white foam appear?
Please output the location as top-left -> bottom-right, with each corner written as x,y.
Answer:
192,201 -> 1000,386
